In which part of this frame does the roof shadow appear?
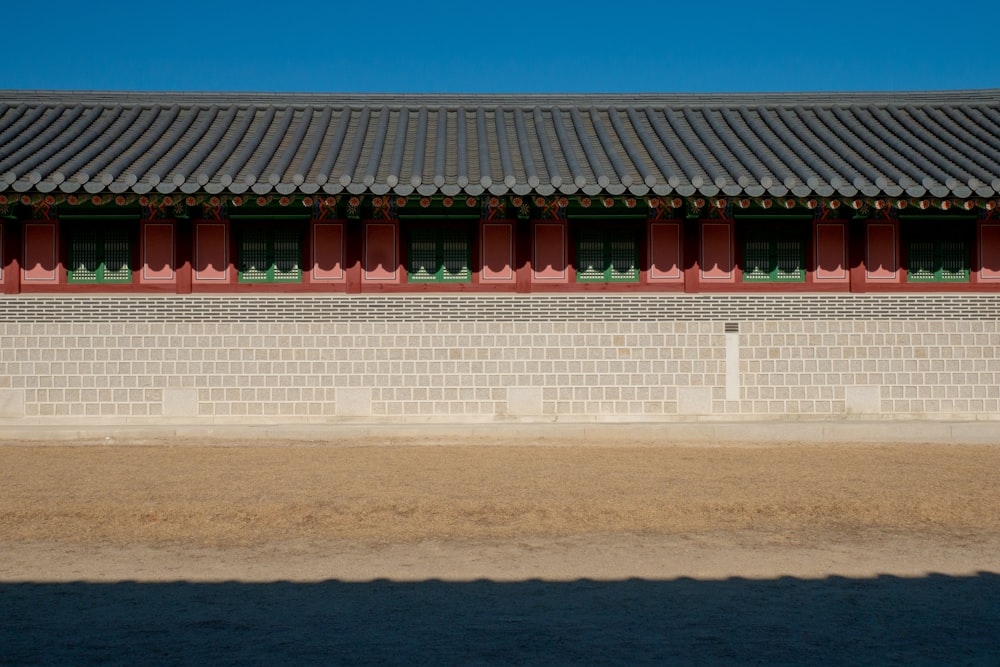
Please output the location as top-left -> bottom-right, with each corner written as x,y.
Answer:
3,574 -> 999,665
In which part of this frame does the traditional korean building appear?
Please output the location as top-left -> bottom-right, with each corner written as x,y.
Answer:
0,89 -> 999,424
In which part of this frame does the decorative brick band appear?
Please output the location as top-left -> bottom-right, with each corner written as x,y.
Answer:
1,294 -> 1000,322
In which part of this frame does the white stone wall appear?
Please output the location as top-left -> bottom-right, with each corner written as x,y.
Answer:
0,321 -> 718,421
1,297 -> 998,424
732,321 -> 1000,417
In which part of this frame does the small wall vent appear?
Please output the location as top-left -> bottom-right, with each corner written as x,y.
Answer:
724,322 -> 740,333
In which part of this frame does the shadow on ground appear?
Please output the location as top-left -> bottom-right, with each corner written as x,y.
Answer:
3,574 -> 999,665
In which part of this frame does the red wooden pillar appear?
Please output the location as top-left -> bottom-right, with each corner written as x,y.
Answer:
515,217 -> 532,293
848,219 -> 866,292
175,219 -> 193,294
682,218 -> 700,292
0,220 -> 20,294
344,219 -> 362,293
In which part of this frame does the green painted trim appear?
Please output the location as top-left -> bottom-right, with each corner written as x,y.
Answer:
67,228 -> 132,284
407,229 -> 471,283
575,229 -> 640,283
237,228 -> 303,283
397,213 -> 480,221
733,214 -> 813,221
906,238 -> 970,283
228,214 -> 312,221
58,214 -> 140,221
742,235 -> 805,283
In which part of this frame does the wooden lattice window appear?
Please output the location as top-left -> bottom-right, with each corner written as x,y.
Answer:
575,228 -> 639,282
907,238 -> 969,282
238,227 -> 302,283
742,230 -> 804,282
68,227 -> 132,283
407,229 -> 470,283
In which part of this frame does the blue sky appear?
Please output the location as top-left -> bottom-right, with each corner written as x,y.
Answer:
6,0 -> 999,93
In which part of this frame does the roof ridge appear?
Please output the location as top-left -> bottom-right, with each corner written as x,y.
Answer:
0,89 -> 999,108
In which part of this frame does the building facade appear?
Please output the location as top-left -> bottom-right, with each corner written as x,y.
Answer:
1,90 -> 999,424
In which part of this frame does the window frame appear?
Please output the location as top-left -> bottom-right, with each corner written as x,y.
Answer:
405,225 -> 472,284
572,223 -> 640,284
904,222 -> 971,283
236,223 -> 304,284
66,223 -> 135,284
739,222 -> 807,283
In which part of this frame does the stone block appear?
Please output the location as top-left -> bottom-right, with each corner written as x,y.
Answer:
335,388 -> 372,417
844,386 -> 881,414
160,389 -> 197,417
677,387 -> 713,415
0,389 -> 25,419
507,387 -> 543,416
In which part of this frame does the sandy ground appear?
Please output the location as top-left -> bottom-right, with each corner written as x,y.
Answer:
2,438 -> 1000,664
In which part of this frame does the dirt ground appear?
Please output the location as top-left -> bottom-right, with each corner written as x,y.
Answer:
2,438 -> 1000,664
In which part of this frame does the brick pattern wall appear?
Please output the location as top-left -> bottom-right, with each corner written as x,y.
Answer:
3,294 -> 1000,322
1,295 -> 998,423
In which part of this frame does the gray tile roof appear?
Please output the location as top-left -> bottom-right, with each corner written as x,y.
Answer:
1,90 -> 999,200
